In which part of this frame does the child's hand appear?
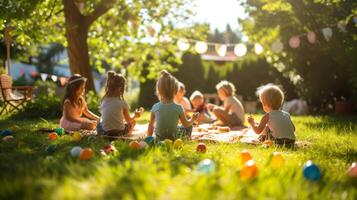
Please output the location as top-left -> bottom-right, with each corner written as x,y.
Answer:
247,115 -> 255,126
206,103 -> 215,110
191,112 -> 200,121
134,107 -> 144,118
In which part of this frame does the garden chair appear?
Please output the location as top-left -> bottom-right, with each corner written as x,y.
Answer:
0,74 -> 33,115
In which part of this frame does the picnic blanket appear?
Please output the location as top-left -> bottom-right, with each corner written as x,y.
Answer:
69,124 -> 260,144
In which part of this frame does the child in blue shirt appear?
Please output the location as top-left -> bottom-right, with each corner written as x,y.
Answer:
147,70 -> 199,140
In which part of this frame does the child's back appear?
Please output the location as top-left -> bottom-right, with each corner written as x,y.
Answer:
268,110 -> 295,140
100,97 -> 128,131
151,102 -> 183,139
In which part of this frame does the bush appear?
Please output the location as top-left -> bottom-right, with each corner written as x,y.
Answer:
10,81 -> 61,119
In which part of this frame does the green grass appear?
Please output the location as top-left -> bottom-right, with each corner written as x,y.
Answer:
0,114 -> 356,199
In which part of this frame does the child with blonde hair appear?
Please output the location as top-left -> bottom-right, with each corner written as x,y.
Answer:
148,70 -> 199,140
174,81 -> 192,112
208,80 -> 245,126
190,90 -> 214,124
97,71 -> 142,138
248,84 -> 296,147
60,74 -> 99,131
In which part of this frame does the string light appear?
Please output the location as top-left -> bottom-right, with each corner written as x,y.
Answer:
271,40 -> 283,53
254,43 -> 264,55
177,38 -> 190,51
234,43 -> 247,57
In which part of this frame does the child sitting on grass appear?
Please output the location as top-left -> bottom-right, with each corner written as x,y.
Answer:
190,90 -> 214,124
208,80 -> 245,127
60,74 -> 99,131
97,71 -> 142,138
148,70 -> 199,140
174,81 -> 192,112
248,84 -> 296,147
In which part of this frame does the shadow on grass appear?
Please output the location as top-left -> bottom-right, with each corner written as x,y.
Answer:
302,115 -> 357,134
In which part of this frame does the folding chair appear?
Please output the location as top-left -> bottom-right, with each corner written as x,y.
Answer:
0,74 -> 33,115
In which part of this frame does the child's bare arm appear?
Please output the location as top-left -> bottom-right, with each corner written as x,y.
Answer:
83,105 -> 99,120
179,112 -> 199,127
63,102 -> 83,123
147,112 -> 155,136
248,114 -> 269,134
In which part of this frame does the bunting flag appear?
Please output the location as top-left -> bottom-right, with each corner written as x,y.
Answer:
51,75 -> 58,82
322,27 -> 333,41
40,73 -> 48,81
59,77 -> 68,86
307,31 -> 316,44
289,36 -> 300,49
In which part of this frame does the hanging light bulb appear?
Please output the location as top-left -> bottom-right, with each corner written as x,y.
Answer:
234,43 -> 247,57
254,43 -> 264,55
215,44 -> 227,57
195,41 -> 208,54
177,39 -> 190,51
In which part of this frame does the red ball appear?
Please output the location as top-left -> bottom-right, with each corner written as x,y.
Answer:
196,143 -> 207,153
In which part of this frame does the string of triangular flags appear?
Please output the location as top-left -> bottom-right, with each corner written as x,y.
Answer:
30,71 -> 68,86
172,17 -> 357,57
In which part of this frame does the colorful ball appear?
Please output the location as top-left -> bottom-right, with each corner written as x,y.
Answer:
240,160 -> 258,180
79,148 -> 93,160
303,160 -> 321,181
196,143 -> 207,153
263,140 -> 273,146
103,144 -> 117,154
196,159 -> 216,174
271,152 -> 285,168
72,132 -> 81,142
164,139 -> 173,147
70,146 -> 82,157
139,141 -> 149,149
348,162 -> 357,178
2,135 -> 14,142
240,150 -> 252,164
46,144 -> 57,155
129,141 -> 141,150
144,136 -> 155,145
1,129 -> 14,137
54,128 -> 65,136
156,141 -> 166,148
173,139 -> 183,149
48,132 -> 58,141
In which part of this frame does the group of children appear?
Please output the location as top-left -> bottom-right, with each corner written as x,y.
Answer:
60,70 -> 296,147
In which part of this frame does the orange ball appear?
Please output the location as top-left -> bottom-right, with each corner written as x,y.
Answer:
264,140 -> 273,146
240,150 -> 252,164
79,148 -> 93,160
48,132 -> 58,141
129,141 -> 141,150
240,160 -> 258,180
348,162 -> 357,178
271,152 -> 285,168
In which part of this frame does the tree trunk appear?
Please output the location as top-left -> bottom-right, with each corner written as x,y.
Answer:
63,0 -> 95,91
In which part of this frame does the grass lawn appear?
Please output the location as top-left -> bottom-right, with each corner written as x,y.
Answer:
0,114 -> 356,199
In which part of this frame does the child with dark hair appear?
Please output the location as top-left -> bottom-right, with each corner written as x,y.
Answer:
60,74 -> 99,131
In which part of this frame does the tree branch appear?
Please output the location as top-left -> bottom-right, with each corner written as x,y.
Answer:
85,0 -> 116,25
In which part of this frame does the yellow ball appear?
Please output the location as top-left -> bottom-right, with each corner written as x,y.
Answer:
240,160 -> 258,180
173,139 -> 183,149
271,152 -> 285,168
72,132 -> 81,142
164,139 -> 173,147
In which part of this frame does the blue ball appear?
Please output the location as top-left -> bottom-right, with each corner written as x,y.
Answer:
144,136 -> 155,145
45,144 -> 57,155
303,160 -> 321,181
0,129 -> 14,137
196,159 -> 216,175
